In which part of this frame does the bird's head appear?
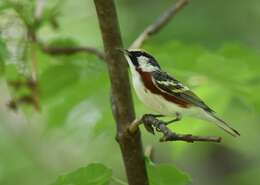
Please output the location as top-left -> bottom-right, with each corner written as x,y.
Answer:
120,49 -> 161,72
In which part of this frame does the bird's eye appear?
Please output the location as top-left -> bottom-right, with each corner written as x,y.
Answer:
128,54 -> 139,67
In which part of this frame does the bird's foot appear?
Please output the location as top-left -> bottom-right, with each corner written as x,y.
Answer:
142,114 -> 163,134
142,113 -> 181,134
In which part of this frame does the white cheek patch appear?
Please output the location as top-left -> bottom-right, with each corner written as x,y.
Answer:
138,56 -> 150,63
137,56 -> 159,72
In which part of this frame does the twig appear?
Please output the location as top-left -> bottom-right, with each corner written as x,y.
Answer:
129,114 -> 222,143
30,49 -> 41,111
31,45 -> 37,80
130,0 -> 189,49
128,118 -> 142,133
42,46 -> 105,60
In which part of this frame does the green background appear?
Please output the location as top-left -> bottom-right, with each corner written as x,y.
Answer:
0,0 -> 260,185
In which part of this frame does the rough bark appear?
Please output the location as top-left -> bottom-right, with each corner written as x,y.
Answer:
94,1 -> 149,185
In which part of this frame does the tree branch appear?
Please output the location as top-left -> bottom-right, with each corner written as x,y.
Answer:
129,114 -> 222,143
42,45 -> 105,60
130,0 -> 189,49
33,0 -> 105,60
94,1 -> 149,185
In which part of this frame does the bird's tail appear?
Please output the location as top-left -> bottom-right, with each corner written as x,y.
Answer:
202,111 -> 240,137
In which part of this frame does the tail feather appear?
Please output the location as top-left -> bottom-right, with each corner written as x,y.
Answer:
207,113 -> 240,137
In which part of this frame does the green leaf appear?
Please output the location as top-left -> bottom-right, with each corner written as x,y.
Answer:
38,53 -> 107,127
39,63 -> 80,100
50,163 -> 112,185
147,159 -> 190,185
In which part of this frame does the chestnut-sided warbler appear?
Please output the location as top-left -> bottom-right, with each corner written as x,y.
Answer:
122,49 -> 240,137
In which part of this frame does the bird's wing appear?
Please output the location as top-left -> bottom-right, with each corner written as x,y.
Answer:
151,71 -> 214,112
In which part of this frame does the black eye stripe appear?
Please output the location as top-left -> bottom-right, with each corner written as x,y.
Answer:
129,54 -> 139,67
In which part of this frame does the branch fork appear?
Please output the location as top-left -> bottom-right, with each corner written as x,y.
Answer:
129,114 -> 222,143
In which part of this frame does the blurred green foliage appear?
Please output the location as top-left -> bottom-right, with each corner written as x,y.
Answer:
50,163 -> 112,185
147,158 -> 190,185
0,0 -> 260,185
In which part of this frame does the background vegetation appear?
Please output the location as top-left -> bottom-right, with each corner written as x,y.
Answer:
0,0 -> 260,185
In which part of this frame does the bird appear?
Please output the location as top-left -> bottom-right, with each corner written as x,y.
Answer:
121,49 -> 240,137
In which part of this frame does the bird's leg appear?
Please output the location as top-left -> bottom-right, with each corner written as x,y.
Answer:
154,113 -> 181,132
165,112 -> 182,125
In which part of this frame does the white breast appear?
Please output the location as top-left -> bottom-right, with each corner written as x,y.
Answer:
131,68 -> 187,116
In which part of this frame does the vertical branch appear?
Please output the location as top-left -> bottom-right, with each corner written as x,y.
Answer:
94,0 -> 149,185
26,28 -> 40,111
24,0 -> 46,111
30,43 -> 37,81
30,45 -> 40,111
